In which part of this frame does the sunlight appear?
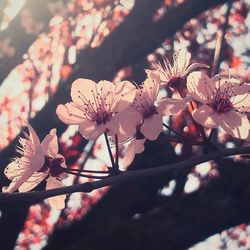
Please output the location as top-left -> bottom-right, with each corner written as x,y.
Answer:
0,0 -> 26,31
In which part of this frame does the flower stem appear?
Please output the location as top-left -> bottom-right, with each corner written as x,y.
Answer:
63,169 -> 108,179
67,168 -> 109,174
163,123 -> 186,139
104,132 -> 118,174
2,146 -> 250,202
115,134 -> 119,166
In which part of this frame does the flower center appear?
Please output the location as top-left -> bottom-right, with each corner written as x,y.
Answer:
69,87 -> 117,126
135,125 -> 145,139
39,156 -> 65,177
209,87 -> 233,114
132,88 -> 158,119
94,110 -> 112,125
142,104 -> 158,119
168,76 -> 185,89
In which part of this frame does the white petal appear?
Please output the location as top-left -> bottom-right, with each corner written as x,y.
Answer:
192,105 -> 219,128
46,176 -> 66,210
141,114 -> 162,140
219,111 -> 250,139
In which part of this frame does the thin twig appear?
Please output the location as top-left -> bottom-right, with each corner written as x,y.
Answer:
115,134 -> 119,167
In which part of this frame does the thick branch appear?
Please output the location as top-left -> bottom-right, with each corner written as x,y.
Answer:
1,146 -> 249,203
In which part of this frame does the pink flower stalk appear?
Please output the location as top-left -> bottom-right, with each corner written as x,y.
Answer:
56,78 -> 137,140
187,71 -> 250,139
151,50 -> 208,89
3,123 -> 67,209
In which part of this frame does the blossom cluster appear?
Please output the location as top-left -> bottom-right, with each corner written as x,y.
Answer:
3,50 -> 250,209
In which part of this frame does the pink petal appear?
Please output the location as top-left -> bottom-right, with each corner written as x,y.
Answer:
184,63 -> 209,76
106,118 -> 120,136
158,96 -> 191,115
56,103 -> 85,125
141,114 -> 162,140
47,129 -> 59,158
71,78 -> 97,106
113,81 -> 137,112
212,74 -> 240,92
41,133 -> 53,154
18,171 -> 48,192
123,140 -> 136,167
97,80 -> 115,93
143,71 -> 160,103
192,105 -> 219,128
116,109 -> 142,140
123,138 -> 146,167
135,138 -> 146,154
232,84 -> 250,112
187,71 -> 215,103
4,161 -> 27,180
174,50 -> 191,74
219,111 -> 250,139
79,120 -> 104,140
24,122 -> 40,150
46,176 -> 66,210
2,155 -> 44,193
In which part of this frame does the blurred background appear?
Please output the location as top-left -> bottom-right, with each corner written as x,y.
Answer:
1,0 -> 250,249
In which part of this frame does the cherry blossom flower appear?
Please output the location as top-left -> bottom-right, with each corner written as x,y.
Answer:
2,123 -> 67,209
121,71 -> 191,141
56,78 -> 137,140
150,50 -> 208,89
187,71 -> 250,139
2,123 -> 52,193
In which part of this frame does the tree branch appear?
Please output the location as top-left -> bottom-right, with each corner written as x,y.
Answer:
1,146 -> 249,203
